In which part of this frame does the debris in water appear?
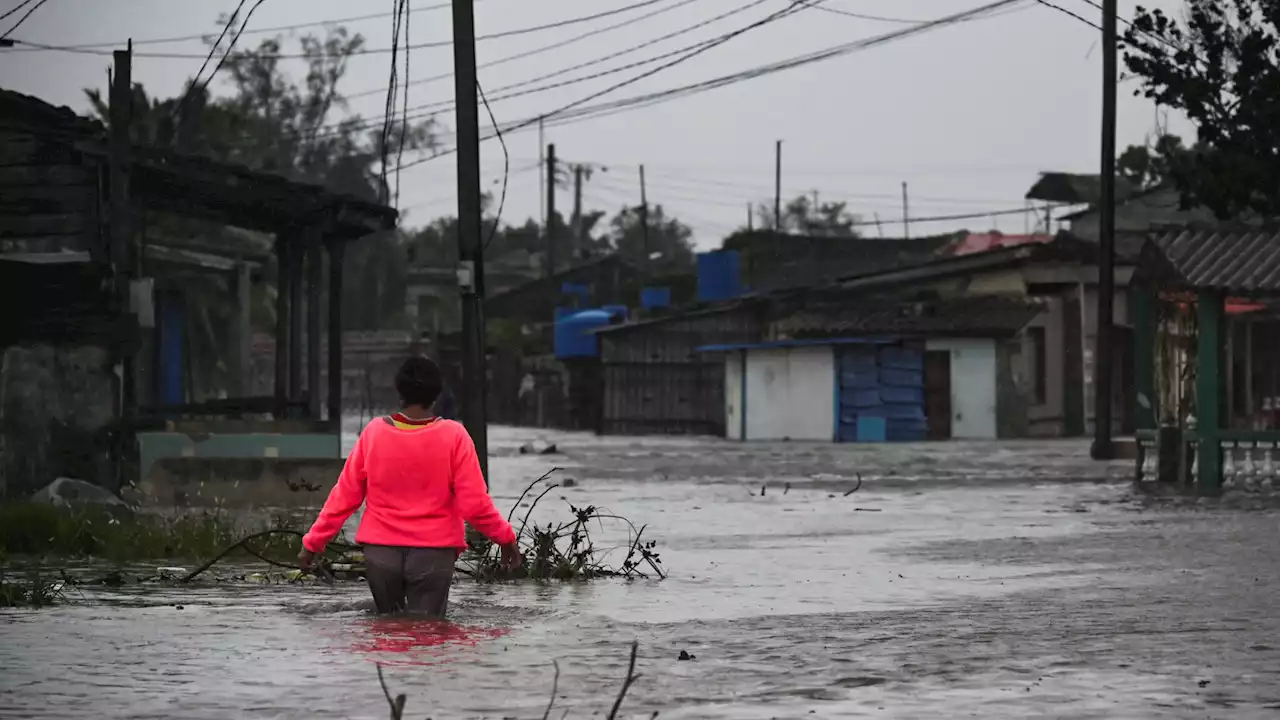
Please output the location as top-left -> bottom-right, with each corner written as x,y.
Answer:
562,478 -> 578,488
843,473 -> 864,496
678,650 -> 696,661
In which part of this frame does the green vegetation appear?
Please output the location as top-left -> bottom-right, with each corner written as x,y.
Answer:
0,503 -> 298,564
459,471 -> 666,582
0,569 -> 67,608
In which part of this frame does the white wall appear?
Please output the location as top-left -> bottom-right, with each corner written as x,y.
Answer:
724,351 -> 744,440
743,346 -> 835,441
925,338 -> 998,440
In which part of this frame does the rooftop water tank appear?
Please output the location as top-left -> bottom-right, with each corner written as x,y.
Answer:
554,309 -> 612,359
640,286 -> 671,310
696,250 -> 742,303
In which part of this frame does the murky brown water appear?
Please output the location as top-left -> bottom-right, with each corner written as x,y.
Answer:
4,427 -> 1280,718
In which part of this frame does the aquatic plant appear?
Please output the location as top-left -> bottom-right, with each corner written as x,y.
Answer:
457,469 -> 666,582
376,641 -> 651,719
0,569 -> 66,608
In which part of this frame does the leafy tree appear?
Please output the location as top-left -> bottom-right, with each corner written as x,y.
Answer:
1123,1 -> 1280,217
608,204 -> 696,274
1117,133 -> 1191,190
753,194 -> 860,236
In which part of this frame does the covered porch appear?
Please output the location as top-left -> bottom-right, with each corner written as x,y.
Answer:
1132,229 -> 1280,496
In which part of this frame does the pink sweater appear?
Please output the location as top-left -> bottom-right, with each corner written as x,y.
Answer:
302,418 -> 516,554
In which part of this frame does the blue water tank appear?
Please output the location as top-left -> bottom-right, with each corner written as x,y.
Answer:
554,309 -> 611,359
640,286 -> 671,310
602,305 -> 628,322
697,250 -> 742,303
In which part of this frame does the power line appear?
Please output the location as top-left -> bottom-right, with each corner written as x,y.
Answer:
0,0 -> 49,42
304,0 -> 815,143
176,0 -> 271,124
1,0 -> 464,50
345,0 -> 761,101
4,0 -> 676,58
0,0 -> 37,24
808,0 -> 1026,23
394,0 -> 1026,170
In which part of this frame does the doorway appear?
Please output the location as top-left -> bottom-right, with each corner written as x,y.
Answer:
924,350 -> 952,440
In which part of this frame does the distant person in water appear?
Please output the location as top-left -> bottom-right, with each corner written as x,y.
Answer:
434,382 -> 457,420
298,356 -> 521,616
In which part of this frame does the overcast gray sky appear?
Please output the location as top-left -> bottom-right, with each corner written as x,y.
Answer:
0,0 -> 1191,248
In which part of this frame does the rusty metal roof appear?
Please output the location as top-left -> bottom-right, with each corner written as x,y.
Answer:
772,294 -> 1046,339
1145,228 -> 1280,296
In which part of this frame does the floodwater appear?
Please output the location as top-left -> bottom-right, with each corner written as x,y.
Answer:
5,425 -> 1280,718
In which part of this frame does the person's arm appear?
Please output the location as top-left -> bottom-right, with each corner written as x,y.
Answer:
301,430 -> 369,555
451,429 -> 517,547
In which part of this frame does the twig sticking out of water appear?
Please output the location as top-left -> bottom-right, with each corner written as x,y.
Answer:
376,663 -> 407,720
542,660 -> 561,720
843,473 -> 864,497
177,529 -> 354,583
607,641 -> 641,720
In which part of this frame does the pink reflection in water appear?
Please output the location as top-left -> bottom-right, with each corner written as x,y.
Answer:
347,617 -> 510,667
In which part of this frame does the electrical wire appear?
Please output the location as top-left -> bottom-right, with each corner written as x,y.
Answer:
380,0 -> 406,206
0,0 -> 36,24
393,0 -> 1025,170
0,0 -> 465,51
807,0 -> 1026,23
175,0 -> 270,125
346,0 -> 763,102
1031,0 -> 1099,31
0,0 -> 48,41
479,79 -> 510,251
3,0 -> 676,59
395,0 -> 410,210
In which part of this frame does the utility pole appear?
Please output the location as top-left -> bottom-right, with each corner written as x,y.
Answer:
572,163 -> 584,262
639,164 -> 651,275
538,119 -> 545,229
747,202 -> 754,231
1092,0 -> 1118,460
546,143 -> 557,278
109,42 -> 136,490
774,140 -> 782,231
451,0 -> 489,480
901,181 -> 910,239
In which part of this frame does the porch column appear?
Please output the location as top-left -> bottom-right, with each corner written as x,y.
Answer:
288,239 -> 305,409
229,261 -> 252,398
273,237 -> 291,418
1130,286 -> 1157,430
306,246 -> 323,421
327,239 -> 346,434
1195,290 -> 1224,495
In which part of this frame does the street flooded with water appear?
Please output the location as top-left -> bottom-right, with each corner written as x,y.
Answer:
4,426 -> 1280,718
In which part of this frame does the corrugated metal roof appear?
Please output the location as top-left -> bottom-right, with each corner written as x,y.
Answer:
772,294 -> 1046,339
1149,229 -> 1280,295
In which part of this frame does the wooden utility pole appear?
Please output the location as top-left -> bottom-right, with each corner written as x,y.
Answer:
572,163 -> 584,261
901,182 -> 910,239
538,119 -> 546,229
639,164 -> 650,274
774,140 -> 782,231
747,202 -> 753,231
451,0 -> 489,480
546,142 -> 557,277
109,43 -> 136,489
1092,0 -> 1119,460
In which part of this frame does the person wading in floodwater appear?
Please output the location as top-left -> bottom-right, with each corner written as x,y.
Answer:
298,356 -> 522,616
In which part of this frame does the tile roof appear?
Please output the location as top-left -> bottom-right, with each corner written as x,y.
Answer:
1142,228 -> 1280,296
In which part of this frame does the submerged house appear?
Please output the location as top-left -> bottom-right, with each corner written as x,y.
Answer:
0,70 -> 396,501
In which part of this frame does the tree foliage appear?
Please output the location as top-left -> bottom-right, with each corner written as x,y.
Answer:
1124,1 -> 1280,217
1117,133 -> 1191,190
753,194 -> 860,236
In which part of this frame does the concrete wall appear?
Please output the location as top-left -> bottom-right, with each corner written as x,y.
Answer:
1068,187 -> 1217,241
743,346 -> 835,441
1023,296 -> 1067,436
0,344 -> 115,498
132,457 -> 341,510
724,352 -> 744,440
925,338 -> 998,439
137,430 -> 342,485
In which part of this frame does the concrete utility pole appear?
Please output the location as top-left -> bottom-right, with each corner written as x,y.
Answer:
901,182 -> 910,239
546,143 -> 557,277
774,140 -> 782,231
639,164 -> 650,275
451,0 -> 489,480
1092,0 -> 1118,460
109,42 -> 136,490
